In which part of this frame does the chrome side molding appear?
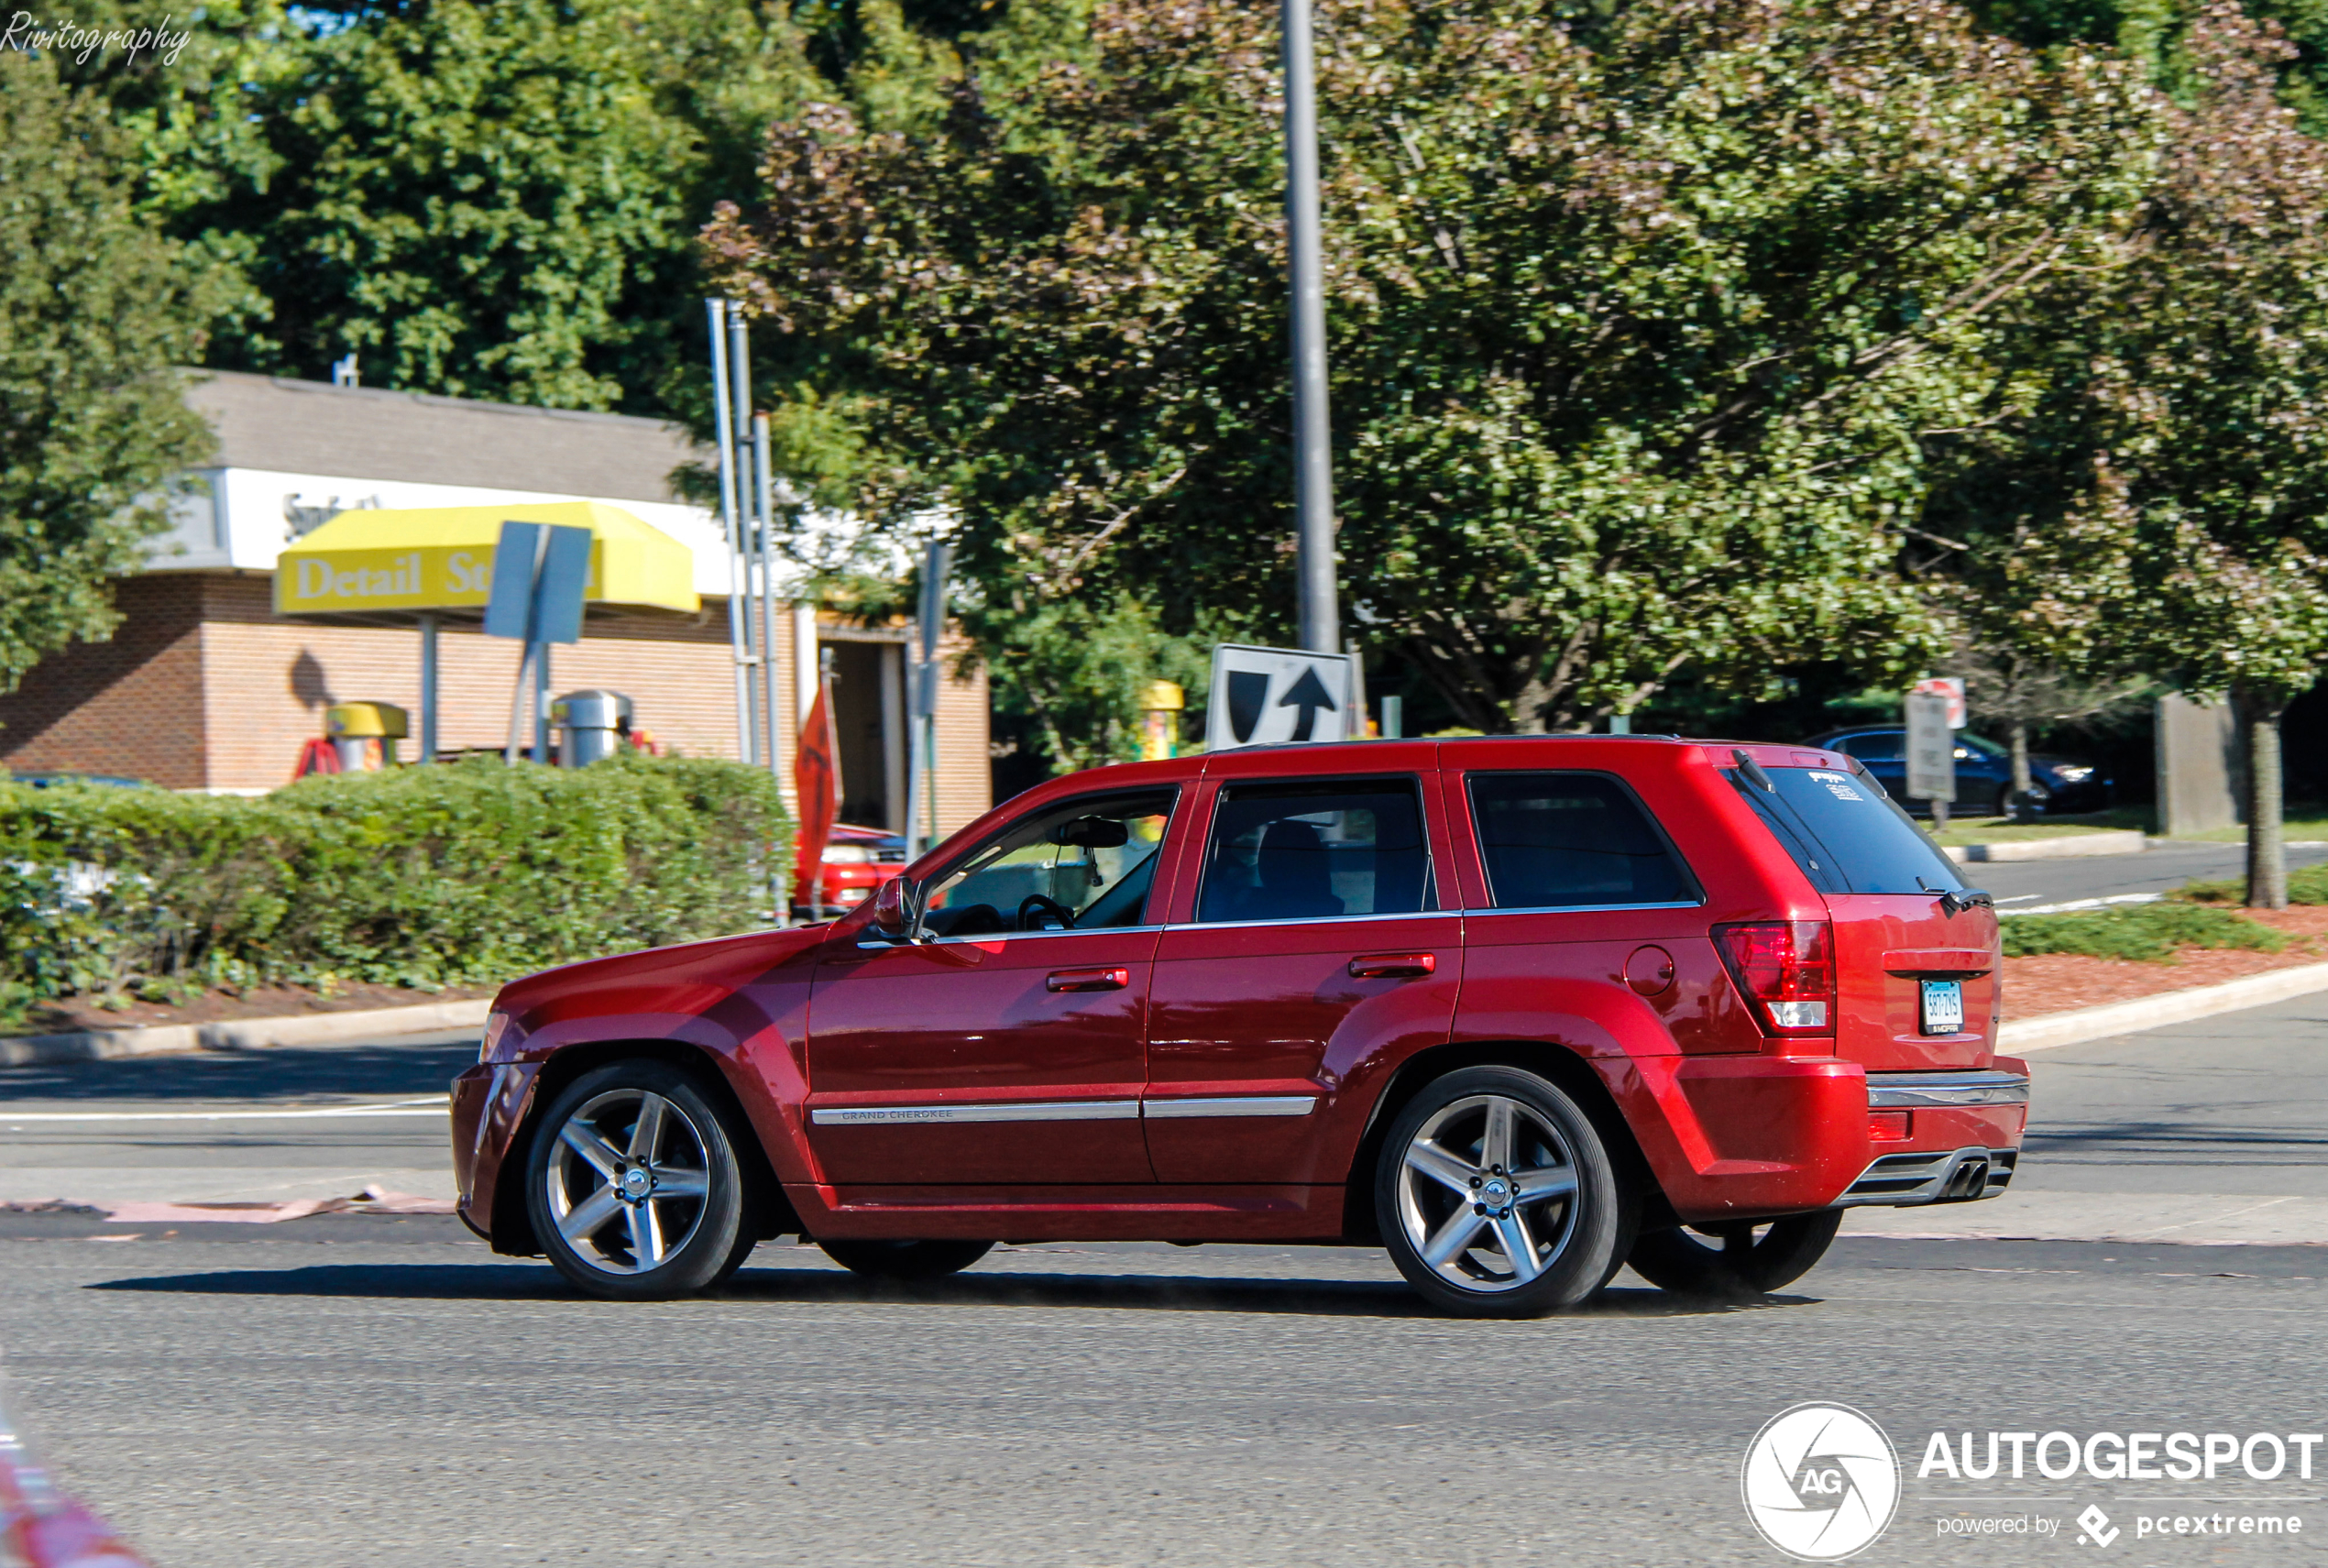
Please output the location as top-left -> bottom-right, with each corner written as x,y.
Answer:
1866,1070 -> 2030,1109
812,1100 -> 1140,1125
1142,1096 -> 1318,1119
811,1093 -> 1321,1125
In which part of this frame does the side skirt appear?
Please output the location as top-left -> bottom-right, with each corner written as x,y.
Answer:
785,1182 -> 1347,1243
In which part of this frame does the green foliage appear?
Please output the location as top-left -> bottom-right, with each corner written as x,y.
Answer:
2181,861 -> 2328,903
0,757 -> 789,1025
1999,902 -> 2290,959
0,54 -> 219,694
706,0 -> 2165,743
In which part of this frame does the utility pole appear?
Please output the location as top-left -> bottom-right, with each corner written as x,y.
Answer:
1283,0 -> 1338,656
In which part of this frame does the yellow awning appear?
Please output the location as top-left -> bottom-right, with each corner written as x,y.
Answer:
273,501 -> 699,620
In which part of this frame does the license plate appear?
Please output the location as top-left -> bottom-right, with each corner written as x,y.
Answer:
1920,979 -> 1965,1036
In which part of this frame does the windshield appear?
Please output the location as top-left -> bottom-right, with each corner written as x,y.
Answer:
1729,765 -> 1963,896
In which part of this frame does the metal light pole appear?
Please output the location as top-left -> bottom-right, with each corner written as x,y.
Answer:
1283,0 -> 1338,656
707,300 -> 754,763
728,306 -> 765,769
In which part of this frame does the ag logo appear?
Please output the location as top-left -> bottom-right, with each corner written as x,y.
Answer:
1741,1402 -> 1901,1561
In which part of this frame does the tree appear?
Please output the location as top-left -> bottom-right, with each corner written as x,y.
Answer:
1960,8 -> 2328,905
705,0 -> 2160,747
0,56 -> 217,694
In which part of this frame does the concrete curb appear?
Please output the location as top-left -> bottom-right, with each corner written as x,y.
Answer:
1943,829 -> 2147,864
2001,960 -> 2328,1053
0,998 -> 493,1068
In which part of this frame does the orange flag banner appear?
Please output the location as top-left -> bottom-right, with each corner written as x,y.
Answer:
791,682 -> 839,910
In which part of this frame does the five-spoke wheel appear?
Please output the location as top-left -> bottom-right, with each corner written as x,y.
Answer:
1376,1066 -> 1631,1316
527,1060 -> 754,1299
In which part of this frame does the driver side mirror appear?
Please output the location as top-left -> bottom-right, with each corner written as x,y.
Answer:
868,875 -> 926,942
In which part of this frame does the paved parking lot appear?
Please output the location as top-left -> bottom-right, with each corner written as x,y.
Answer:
3,1000 -> 2326,1563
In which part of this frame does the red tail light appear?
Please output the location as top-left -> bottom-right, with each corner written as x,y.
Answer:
1713,921 -> 1835,1033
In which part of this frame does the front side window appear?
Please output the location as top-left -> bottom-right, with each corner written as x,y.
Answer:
1840,731 -> 1905,761
1195,778 -> 1435,924
922,789 -> 1177,938
1466,771 -> 1698,909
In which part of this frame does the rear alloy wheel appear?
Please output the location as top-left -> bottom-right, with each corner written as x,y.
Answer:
1626,1210 -> 1842,1298
527,1060 -> 754,1300
1375,1066 -> 1631,1318
818,1239 -> 995,1280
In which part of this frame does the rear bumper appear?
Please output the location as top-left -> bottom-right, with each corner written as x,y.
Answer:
1620,1057 -> 2028,1224
1841,1067 -> 2029,1207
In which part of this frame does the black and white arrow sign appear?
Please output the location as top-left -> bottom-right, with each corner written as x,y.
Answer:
1203,643 -> 1355,750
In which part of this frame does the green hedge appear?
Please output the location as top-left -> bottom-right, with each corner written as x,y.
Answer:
1998,903 -> 2289,963
0,755 -> 789,1023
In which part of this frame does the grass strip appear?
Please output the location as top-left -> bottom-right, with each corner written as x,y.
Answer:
2000,903 -> 2290,963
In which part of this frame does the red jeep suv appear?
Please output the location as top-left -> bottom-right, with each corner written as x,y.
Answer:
451,737 -> 2027,1317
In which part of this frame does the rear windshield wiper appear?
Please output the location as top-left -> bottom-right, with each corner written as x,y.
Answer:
1920,878 -> 1993,917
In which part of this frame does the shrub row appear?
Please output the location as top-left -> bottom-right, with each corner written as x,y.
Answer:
1999,903 -> 2290,964
0,755 -> 789,1024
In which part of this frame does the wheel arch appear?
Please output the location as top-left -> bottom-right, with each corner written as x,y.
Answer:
1339,1039 -> 1670,1244
492,1039 -> 798,1257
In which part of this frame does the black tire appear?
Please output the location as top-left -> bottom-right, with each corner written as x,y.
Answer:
818,1239 -> 995,1279
1374,1065 -> 1632,1319
525,1059 -> 756,1300
1627,1209 -> 1842,1298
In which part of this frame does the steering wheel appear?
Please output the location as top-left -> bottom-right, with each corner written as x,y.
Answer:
1016,894 -> 1077,931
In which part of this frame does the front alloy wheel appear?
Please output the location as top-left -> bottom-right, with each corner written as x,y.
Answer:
527,1060 -> 753,1299
1377,1066 -> 1631,1317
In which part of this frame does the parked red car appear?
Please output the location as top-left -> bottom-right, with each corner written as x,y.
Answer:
451,737 -> 2026,1317
796,822 -> 910,919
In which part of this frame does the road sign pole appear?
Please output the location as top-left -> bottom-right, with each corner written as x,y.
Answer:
708,301 -> 754,766
1282,0 -> 1338,656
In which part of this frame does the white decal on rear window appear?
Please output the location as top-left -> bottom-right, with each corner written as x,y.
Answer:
1807,770 -> 1866,802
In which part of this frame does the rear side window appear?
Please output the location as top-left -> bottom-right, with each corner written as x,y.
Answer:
1466,772 -> 1698,909
1730,764 -> 1964,895
1197,777 -> 1435,923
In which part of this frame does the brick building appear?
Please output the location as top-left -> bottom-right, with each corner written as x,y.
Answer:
0,371 -> 990,834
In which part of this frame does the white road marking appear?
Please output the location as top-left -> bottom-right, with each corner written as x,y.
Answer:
0,1097 -> 449,1124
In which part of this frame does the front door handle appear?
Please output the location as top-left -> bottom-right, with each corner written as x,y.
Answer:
1349,952 -> 1436,980
1047,966 -> 1130,992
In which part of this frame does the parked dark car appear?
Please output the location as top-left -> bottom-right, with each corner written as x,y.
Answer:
1803,728 -> 2111,817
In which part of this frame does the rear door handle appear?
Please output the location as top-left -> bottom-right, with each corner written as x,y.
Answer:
1047,967 -> 1130,992
1349,952 -> 1436,980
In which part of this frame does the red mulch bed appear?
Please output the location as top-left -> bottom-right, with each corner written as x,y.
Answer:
18,981 -> 496,1036
2003,905 -> 2328,1019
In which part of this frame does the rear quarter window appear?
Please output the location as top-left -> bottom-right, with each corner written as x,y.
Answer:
1466,771 -> 1699,909
1730,764 -> 1964,895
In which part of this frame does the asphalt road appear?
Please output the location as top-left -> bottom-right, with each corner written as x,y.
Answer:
1978,838 -> 2328,908
0,1030 -> 476,1207
4,1004 -> 2327,1563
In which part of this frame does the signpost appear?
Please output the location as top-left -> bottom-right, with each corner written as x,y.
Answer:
1281,0 -> 1337,658
485,520 -> 591,763
1203,643 -> 1355,751
904,542 -> 953,857
1911,675 -> 1968,729
1904,689 -> 1957,830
